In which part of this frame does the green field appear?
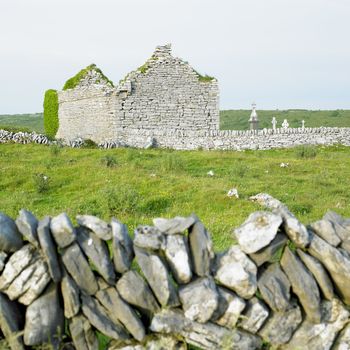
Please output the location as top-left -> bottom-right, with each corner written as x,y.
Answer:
1,110 -> 350,135
0,143 -> 349,252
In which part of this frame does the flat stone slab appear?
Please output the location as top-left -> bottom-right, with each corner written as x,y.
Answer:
281,247 -> 321,323
164,234 -> 192,284
50,212 -> 76,248
135,248 -> 179,307
0,212 -> 23,252
213,245 -> 257,299
234,211 -> 282,254
116,270 -> 160,316
309,219 -> 341,246
153,215 -> 195,235
77,215 -> 112,240
189,219 -> 215,277
179,277 -> 219,323
332,323 -> 350,350
69,314 -> 99,350
258,262 -> 291,312
15,209 -> 39,247
324,210 -> 350,253
111,218 -> 134,274
37,216 -> 62,283
133,225 -> 165,251
61,242 -> 98,295
24,283 -> 64,346
76,226 -> 115,284
61,268 -> 80,319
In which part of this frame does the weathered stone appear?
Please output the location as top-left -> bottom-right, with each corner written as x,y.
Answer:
281,247 -> 321,323
189,219 -> 214,277
234,211 -> 282,254
37,216 -> 62,282
324,210 -> 350,252
212,287 -> 245,329
0,244 -> 38,290
258,303 -> 302,346
0,293 -> 25,350
111,218 -> 134,273
76,215 -> 111,240
135,248 -> 179,307
308,232 -> 350,305
81,294 -> 129,341
163,234 -> 192,284
309,219 -> 341,246
285,299 -> 350,350
96,280 -> 146,341
15,209 -> 39,247
258,262 -> 291,312
116,271 -> 160,315
213,245 -> 257,299
150,309 -> 262,350
297,249 -> 334,300
0,212 -> 23,252
76,226 -> 115,284
179,277 -> 218,323
238,297 -> 269,334
249,233 -> 287,266
133,225 -> 165,251
153,215 -> 195,235
61,268 -> 80,319
69,314 -> 99,350
24,283 -> 64,346
333,323 -> 350,350
0,251 -> 8,272
50,212 -> 76,248
61,242 -> 98,295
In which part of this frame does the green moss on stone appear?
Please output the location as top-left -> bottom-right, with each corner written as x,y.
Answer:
62,64 -> 114,91
43,89 -> 59,138
193,70 -> 215,82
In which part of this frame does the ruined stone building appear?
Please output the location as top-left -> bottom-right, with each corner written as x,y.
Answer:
55,44 -> 219,143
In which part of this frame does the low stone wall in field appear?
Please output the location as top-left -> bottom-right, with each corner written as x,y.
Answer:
0,194 -> 350,349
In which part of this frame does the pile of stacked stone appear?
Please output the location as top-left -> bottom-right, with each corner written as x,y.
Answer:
0,194 -> 350,349
0,130 -> 51,145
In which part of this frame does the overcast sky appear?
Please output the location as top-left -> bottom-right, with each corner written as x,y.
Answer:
1,0 -> 349,114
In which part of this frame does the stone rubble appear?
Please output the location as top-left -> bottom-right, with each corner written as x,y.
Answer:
0,197 -> 349,349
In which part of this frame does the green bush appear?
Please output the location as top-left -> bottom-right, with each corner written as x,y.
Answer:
81,139 -> 98,149
43,89 -> 59,138
101,155 -> 117,168
295,145 -> 318,159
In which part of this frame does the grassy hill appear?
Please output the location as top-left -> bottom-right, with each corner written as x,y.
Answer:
0,113 -> 44,133
0,143 -> 349,252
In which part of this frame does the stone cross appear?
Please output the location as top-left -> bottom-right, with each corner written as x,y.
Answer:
301,120 -> 305,130
282,119 -> 289,130
271,117 -> 277,131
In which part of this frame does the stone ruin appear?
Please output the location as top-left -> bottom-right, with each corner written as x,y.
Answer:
1,194 -> 350,349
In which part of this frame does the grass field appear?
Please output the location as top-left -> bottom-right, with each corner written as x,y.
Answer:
1,110 -> 350,135
0,143 -> 349,252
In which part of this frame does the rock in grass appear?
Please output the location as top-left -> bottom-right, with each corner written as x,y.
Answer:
0,212 -> 23,252
249,233 -> 287,266
50,212 -> 76,248
24,283 -> 64,346
164,234 -> 192,284
61,242 -> 98,295
307,232 -> 350,305
238,297 -> 269,334
111,218 -> 134,273
280,247 -> 321,323
258,303 -> 302,346
153,216 -> 195,235
116,271 -> 160,316
135,247 -> 179,307
0,293 -> 25,350
77,215 -> 112,240
69,314 -> 99,350
81,294 -> 129,341
309,219 -> 341,246
61,268 -> 80,319
189,218 -> 214,277
297,249 -> 334,300
285,299 -> 349,350
213,245 -> 257,299
15,209 -> 39,247
257,263 -> 291,312
234,211 -> 282,254
76,226 -> 115,284
37,216 -> 62,283
179,277 -> 218,323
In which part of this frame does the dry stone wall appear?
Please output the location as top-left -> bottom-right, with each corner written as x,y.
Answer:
1,194 -> 350,349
